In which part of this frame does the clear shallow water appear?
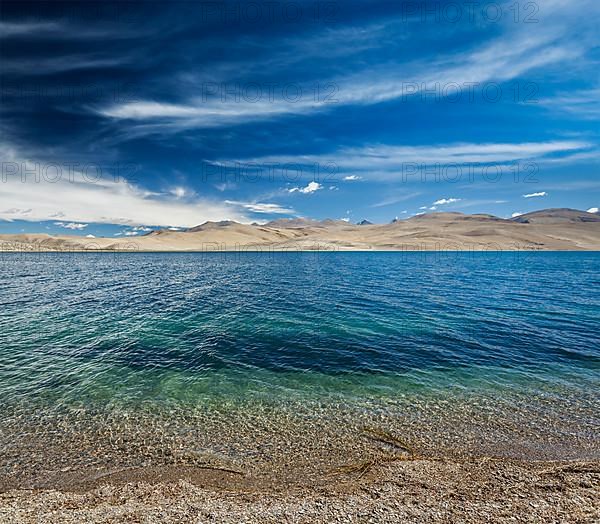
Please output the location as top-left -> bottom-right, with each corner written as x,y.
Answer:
1,252 -> 599,486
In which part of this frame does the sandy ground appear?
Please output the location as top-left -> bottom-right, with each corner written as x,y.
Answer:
1,458 -> 598,523
1,209 -> 600,252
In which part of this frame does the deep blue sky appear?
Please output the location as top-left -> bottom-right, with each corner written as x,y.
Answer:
1,0 -> 599,237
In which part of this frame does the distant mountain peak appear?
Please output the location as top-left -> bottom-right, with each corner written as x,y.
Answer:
186,220 -> 238,232
511,208 -> 600,224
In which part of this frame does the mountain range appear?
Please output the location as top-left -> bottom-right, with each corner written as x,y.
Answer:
1,209 -> 599,252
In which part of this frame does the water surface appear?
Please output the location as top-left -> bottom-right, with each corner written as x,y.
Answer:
1,252 -> 598,487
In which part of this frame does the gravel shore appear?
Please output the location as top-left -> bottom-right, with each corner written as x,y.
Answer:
1,458 -> 598,523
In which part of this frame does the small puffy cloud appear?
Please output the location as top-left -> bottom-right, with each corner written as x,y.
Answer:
124,231 -> 139,236
133,226 -> 153,231
429,206 -> 437,211
512,212 -> 524,218
340,217 -> 350,222
419,206 -> 428,210
54,221 -> 87,230
523,191 -> 547,198
288,181 -> 322,194
587,207 -> 599,213
343,175 -> 361,181
433,198 -> 461,205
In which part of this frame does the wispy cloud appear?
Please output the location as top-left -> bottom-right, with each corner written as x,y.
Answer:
1,54 -> 132,75
538,88 -> 600,119
219,141 -> 593,180
0,20 -> 143,41
225,201 -> 294,214
97,3 -> 597,132
0,143 -> 248,227
371,192 -> 421,208
0,21 -> 62,36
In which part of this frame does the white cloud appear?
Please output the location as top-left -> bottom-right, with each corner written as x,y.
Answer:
429,206 -> 437,211
170,186 -> 189,199
124,231 -> 139,236
538,88 -> 600,119
99,98 -> 323,129
98,14 -> 594,132
587,207 -> 599,213
523,191 -> 547,198
288,181 -> 322,194
340,217 -> 350,222
0,144 -> 247,227
225,201 -> 294,214
54,221 -> 88,230
343,175 -> 361,181
433,198 -> 461,205
512,212 -> 524,218
219,141 -> 592,181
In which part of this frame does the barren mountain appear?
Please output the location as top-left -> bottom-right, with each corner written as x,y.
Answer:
1,209 -> 599,252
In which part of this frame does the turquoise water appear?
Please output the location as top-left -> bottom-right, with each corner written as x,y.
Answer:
1,252 -> 599,485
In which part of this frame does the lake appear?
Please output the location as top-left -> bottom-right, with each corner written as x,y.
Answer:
1,252 -> 598,488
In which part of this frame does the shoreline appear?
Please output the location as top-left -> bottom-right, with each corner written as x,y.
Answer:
2,246 -> 600,253
2,456 -> 598,523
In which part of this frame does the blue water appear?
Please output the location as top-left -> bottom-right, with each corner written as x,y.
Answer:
1,252 -> 599,483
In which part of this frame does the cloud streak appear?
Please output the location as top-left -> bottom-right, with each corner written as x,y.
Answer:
523,192 -> 547,198
218,140 -> 593,180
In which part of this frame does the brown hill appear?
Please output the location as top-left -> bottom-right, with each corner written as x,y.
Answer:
1,209 -> 599,252
512,208 -> 600,224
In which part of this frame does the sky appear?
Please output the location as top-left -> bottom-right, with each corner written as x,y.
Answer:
0,0 -> 599,237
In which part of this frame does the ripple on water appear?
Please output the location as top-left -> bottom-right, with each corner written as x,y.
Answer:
0,252 -> 598,486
